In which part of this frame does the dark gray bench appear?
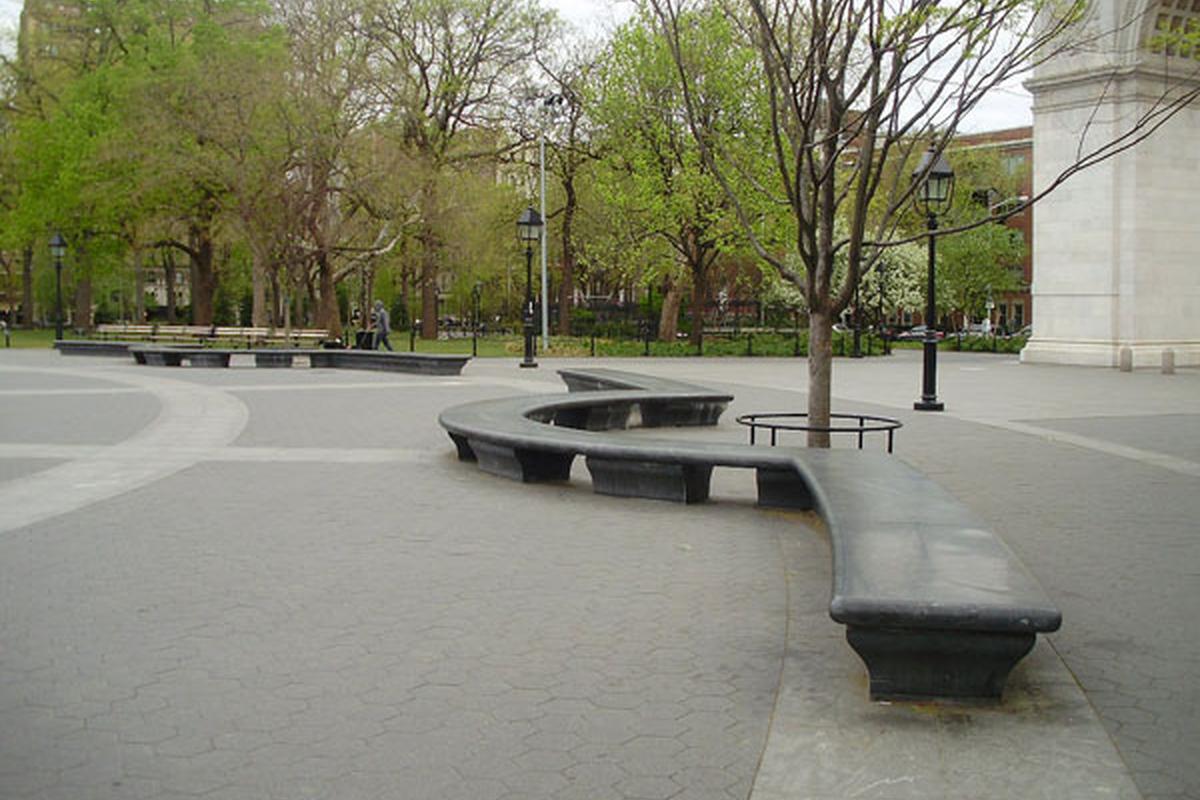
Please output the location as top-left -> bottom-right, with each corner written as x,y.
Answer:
54,340 -> 138,357
125,346 -> 469,375
439,368 -> 1061,701
307,349 -> 469,375
129,346 -> 267,368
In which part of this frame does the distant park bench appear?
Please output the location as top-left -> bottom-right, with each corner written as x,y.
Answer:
439,367 -> 1062,701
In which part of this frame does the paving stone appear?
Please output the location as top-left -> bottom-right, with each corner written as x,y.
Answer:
1,351 -> 1188,799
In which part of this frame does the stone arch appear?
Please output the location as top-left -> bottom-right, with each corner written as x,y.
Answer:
1022,0 -> 1200,369
1141,0 -> 1200,58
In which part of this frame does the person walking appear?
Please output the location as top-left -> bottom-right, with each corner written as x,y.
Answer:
372,300 -> 393,351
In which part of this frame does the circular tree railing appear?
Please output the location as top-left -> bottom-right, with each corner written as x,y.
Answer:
736,412 -> 902,453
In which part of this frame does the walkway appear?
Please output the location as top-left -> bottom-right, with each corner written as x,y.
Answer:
1,348 -> 1194,799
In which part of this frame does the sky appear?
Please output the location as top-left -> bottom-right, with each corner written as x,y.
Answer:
0,0 -> 1031,131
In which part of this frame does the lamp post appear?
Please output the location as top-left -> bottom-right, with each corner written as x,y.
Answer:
516,206 -> 543,368
539,94 -> 564,350
471,282 -> 482,358
878,263 -> 890,356
851,280 -> 862,358
912,146 -> 955,412
49,232 -> 67,341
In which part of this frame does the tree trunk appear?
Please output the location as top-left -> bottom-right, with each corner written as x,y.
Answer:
251,245 -> 269,327
268,270 -> 280,330
398,266 -> 410,328
164,251 -> 177,323
315,252 -> 342,339
556,184 -> 577,335
20,246 -> 33,328
418,177 -> 439,340
688,259 -> 707,347
73,273 -> 92,334
189,225 -> 217,326
807,307 -> 834,448
133,248 -> 146,322
658,274 -> 682,341
421,240 -> 438,340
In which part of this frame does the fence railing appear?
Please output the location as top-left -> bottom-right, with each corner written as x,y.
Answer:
735,412 -> 902,452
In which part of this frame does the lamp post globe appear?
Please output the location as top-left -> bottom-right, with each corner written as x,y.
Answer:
912,146 -> 954,412
49,232 -> 68,341
516,206 -> 543,368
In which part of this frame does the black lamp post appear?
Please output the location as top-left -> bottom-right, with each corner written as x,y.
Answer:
912,146 -> 955,412
851,280 -> 862,358
878,263 -> 891,356
49,232 -> 67,341
516,206 -> 543,368
471,282 -> 482,358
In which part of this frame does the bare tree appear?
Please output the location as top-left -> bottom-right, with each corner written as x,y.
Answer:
361,0 -> 551,339
648,0 -> 1199,445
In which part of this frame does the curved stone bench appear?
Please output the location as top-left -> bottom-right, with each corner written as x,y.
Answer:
439,368 -> 1062,700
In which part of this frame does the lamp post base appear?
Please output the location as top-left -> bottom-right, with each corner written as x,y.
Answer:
914,399 -> 944,412
521,324 -> 538,369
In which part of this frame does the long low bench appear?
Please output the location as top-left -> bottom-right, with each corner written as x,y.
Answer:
439,367 -> 1062,701
54,340 -> 138,357
126,345 -> 469,375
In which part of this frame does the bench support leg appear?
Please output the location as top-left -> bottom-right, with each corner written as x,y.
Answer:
845,626 -> 1036,701
639,400 -> 727,428
755,468 -> 816,510
188,353 -> 231,368
586,458 -> 712,504
470,440 -> 574,483
254,352 -> 294,368
448,433 -> 475,462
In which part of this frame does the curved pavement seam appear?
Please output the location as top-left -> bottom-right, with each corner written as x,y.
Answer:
0,365 -> 249,535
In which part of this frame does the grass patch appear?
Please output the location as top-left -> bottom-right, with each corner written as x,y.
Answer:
1,327 -> 58,349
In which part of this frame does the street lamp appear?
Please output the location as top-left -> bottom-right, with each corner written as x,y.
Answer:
912,145 -> 955,412
49,232 -> 67,341
516,206 -> 543,368
878,262 -> 890,356
471,281 -> 482,358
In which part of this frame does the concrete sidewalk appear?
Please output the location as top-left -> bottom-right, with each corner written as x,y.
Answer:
0,348 -> 1194,799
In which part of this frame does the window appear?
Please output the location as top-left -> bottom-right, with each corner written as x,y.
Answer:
1001,154 -> 1026,175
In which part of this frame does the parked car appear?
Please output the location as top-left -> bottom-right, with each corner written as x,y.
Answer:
895,325 -> 944,341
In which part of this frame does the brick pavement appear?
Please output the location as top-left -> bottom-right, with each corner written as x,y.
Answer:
3,349 -> 1193,799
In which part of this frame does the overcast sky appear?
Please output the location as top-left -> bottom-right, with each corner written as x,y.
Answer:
0,0 -> 1030,131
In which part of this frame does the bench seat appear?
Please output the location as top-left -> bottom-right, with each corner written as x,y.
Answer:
438,368 -> 1061,700
124,345 -> 468,376
54,340 -> 137,357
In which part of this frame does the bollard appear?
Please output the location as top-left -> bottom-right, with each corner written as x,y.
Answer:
1119,346 -> 1133,372
1,321 -> 8,348
1162,348 -> 1176,375
590,330 -> 596,357
746,332 -> 753,356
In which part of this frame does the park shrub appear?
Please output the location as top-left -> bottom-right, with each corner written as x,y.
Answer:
949,334 -> 1028,354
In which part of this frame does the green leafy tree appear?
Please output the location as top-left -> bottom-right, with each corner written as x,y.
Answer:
591,8 -> 759,345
